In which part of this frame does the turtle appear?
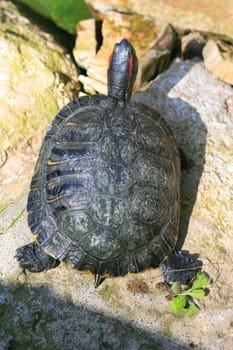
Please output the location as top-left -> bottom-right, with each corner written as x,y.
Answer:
16,39 -> 201,287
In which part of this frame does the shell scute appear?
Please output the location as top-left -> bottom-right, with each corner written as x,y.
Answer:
59,111 -> 104,142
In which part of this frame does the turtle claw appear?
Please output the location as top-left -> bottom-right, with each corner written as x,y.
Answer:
16,242 -> 59,273
160,250 -> 203,285
94,274 -> 106,288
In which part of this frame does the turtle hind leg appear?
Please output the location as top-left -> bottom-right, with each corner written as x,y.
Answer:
160,250 -> 203,285
16,242 -> 60,273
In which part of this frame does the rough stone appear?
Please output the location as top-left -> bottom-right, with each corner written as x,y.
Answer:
87,0 -> 233,40
0,1 -> 80,210
203,39 -> 233,85
74,18 -> 97,69
84,1 -> 233,87
226,94 -> 233,116
73,9 -> 178,94
126,0 -> 233,39
181,32 -> 206,59
134,23 -> 178,90
78,74 -> 107,95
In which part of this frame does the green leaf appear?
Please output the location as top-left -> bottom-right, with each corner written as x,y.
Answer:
187,289 -> 206,299
189,272 -> 210,291
170,295 -> 187,313
171,282 -> 182,294
185,300 -> 200,317
13,0 -> 92,34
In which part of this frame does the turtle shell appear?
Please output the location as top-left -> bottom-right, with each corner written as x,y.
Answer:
27,95 -> 180,277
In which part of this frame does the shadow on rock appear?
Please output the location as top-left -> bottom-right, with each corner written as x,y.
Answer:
133,58 -> 207,250
0,281 -> 193,350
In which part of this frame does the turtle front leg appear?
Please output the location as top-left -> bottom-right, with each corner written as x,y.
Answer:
160,250 -> 203,285
16,242 -> 60,272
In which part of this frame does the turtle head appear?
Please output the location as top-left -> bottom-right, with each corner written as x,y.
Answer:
107,39 -> 138,102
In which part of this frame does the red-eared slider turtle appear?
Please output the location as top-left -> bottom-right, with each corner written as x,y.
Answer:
16,39 -> 200,287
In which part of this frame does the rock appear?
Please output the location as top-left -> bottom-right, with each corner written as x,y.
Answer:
125,0 -> 233,39
133,59 -> 233,253
226,95 -> 233,117
87,0 -> 233,41
181,32 -> 206,59
0,1 -> 79,210
203,39 -> 233,85
74,18 -> 97,69
135,24 -> 178,89
79,2 -> 233,92
0,271 -> 191,349
78,74 -> 107,95
73,9 -> 178,94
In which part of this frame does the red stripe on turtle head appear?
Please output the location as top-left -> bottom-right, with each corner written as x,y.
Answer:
129,52 -> 134,79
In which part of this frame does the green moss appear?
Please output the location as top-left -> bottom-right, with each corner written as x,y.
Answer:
98,283 -> 121,307
217,332 -> 225,339
147,307 -> 163,318
216,244 -> 227,255
3,322 -> 15,335
37,89 -> 59,119
163,317 -> 174,338
0,203 -> 8,214
202,236 -> 212,248
64,288 -> 73,302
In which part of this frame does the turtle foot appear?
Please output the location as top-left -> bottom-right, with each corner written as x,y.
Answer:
16,242 -> 60,272
160,250 -> 202,285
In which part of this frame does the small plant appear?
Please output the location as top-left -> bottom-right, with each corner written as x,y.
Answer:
0,209 -> 25,235
170,272 -> 210,317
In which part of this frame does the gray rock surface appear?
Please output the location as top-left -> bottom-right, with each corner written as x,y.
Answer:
203,39 -> 233,85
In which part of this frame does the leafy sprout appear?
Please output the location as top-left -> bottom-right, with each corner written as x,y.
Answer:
170,272 -> 210,317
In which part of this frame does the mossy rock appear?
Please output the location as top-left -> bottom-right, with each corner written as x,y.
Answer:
0,1 -> 80,209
